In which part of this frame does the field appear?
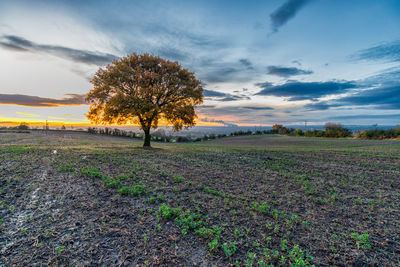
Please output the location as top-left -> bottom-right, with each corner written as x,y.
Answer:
0,131 -> 399,266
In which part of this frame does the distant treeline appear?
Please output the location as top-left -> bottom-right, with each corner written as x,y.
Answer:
4,123 -> 400,141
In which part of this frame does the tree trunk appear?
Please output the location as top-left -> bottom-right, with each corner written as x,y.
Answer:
143,128 -> 151,147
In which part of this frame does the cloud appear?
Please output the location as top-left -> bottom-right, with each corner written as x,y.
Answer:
255,80 -> 357,101
241,106 -> 274,110
353,40 -> 400,62
200,117 -> 238,127
304,102 -> 337,110
203,89 -> 250,101
0,93 -> 87,107
200,67 -> 241,83
336,84 -> 400,109
328,114 -> 400,120
0,35 -> 118,65
16,112 -> 40,117
239,59 -> 254,70
198,105 -> 274,117
267,65 -> 313,77
270,0 -> 313,32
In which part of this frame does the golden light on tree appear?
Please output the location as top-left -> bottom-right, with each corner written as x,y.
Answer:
86,53 -> 204,147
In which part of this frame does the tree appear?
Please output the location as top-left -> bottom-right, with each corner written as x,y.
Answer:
86,53 -> 204,147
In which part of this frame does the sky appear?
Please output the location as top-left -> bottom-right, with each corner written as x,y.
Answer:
1,0 -> 400,127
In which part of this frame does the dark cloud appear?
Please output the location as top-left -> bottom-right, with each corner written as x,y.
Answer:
304,102 -> 337,110
267,65 -> 313,77
328,114 -> 400,120
0,93 -> 87,107
198,105 -> 274,118
270,0 -> 313,32
203,89 -> 250,102
239,59 -> 254,70
0,35 -> 117,65
241,106 -> 274,110
255,80 -> 357,101
353,40 -> 400,62
157,47 -> 188,61
337,85 -> 400,109
201,67 -> 240,83
203,89 -> 226,97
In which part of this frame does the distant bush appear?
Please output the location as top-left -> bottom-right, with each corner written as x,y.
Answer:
356,127 -> 400,139
291,128 -> 304,136
324,123 -> 352,138
17,123 -> 29,130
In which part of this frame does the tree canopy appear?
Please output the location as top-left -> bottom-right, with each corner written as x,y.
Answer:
86,53 -> 204,147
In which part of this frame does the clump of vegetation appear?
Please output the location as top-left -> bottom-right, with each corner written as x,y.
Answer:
350,233 -> 371,249
356,127 -> 400,139
118,185 -> 148,196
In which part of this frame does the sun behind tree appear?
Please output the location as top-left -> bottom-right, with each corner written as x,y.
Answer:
86,53 -> 204,147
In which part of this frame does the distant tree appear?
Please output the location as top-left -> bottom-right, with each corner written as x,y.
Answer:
324,123 -> 352,137
17,123 -> 29,130
86,53 -> 204,147
61,125 -> 66,130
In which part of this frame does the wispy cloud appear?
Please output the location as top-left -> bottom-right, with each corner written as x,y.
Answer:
328,114 -> 400,120
0,35 -> 118,65
255,80 -> 357,101
0,93 -> 87,107
270,0 -> 314,33
267,65 -> 313,77
200,117 -> 238,127
353,40 -> 400,62
16,112 -> 40,117
203,89 -> 250,102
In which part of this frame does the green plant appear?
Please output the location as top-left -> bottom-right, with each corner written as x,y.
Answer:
208,237 -> 219,253
159,203 -> 173,219
175,209 -> 203,235
246,252 -> 256,267
350,233 -> 371,249
288,245 -> 314,266
280,239 -> 288,251
103,176 -> 122,188
173,175 -> 184,183
142,233 -> 147,245
118,185 -> 147,196
58,164 -> 75,172
80,166 -> 102,178
222,241 -> 237,258
55,246 -> 65,254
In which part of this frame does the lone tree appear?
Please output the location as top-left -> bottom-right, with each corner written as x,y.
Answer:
86,53 -> 204,147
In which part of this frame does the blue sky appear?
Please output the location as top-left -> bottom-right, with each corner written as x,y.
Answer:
0,0 -> 400,126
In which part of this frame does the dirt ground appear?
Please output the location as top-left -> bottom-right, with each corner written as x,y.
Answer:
0,131 -> 399,266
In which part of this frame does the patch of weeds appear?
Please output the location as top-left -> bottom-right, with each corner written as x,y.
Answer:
118,185 -> 148,196
175,209 -> 203,235
58,164 -> 75,172
246,252 -> 256,267
173,175 -> 184,183
55,246 -> 65,255
350,233 -> 371,249
80,166 -> 102,179
116,173 -> 129,180
142,233 -> 148,245
103,176 -> 122,188
204,187 -> 225,197
208,226 -> 222,254
288,244 -> 314,266
222,241 -> 237,258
